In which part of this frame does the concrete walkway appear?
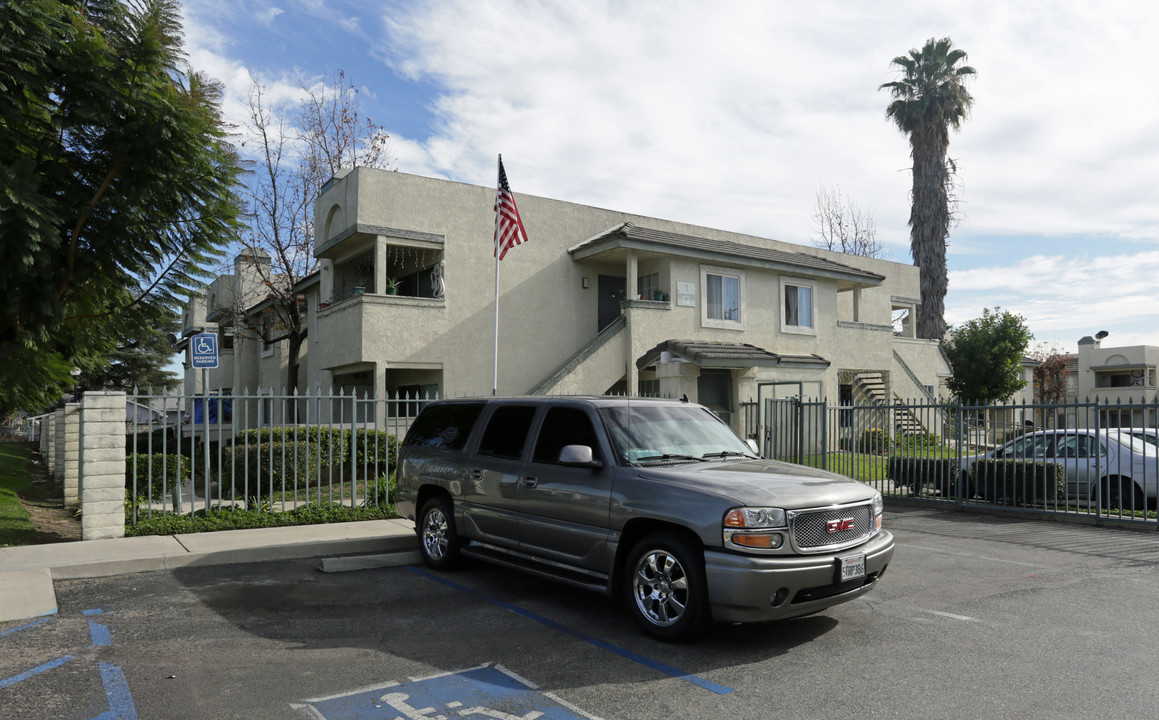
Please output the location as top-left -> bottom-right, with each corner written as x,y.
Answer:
0,519 -> 419,624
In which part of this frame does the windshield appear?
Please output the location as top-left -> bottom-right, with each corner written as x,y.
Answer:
599,404 -> 755,464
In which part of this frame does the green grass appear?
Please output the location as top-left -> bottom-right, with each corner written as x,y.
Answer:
0,443 -> 37,547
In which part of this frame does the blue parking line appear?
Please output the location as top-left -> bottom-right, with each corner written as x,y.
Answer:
91,662 -> 138,720
407,566 -> 735,695
0,617 -> 53,638
0,655 -> 72,689
88,620 -> 112,647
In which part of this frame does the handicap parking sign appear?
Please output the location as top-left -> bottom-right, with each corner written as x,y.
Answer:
190,332 -> 218,369
292,663 -> 599,720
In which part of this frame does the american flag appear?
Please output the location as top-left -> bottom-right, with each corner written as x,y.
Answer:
494,155 -> 528,260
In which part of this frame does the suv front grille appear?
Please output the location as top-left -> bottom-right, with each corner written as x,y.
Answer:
790,503 -> 873,552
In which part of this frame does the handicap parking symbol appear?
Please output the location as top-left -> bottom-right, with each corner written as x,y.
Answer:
292,663 -> 601,720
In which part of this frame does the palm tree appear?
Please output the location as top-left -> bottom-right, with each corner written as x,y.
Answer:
880,37 -> 975,341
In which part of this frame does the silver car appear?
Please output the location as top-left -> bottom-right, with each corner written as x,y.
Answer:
396,396 -> 893,640
962,429 -> 1158,510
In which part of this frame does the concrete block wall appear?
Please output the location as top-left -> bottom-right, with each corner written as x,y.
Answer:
52,408 -> 65,481
40,416 -> 53,467
80,392 -> 126,540
62,403 -> 81,506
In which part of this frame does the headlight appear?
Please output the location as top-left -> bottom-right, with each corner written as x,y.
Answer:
724,507 -> 787,528
871,492 -> 883,532
723,507 -> 787,552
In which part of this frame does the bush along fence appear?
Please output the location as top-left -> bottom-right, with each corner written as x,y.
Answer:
27,388 -> 436,539
117,387 -> 431,536
760,394 -> 1159,527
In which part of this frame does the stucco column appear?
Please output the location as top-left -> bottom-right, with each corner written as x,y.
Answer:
320,259 -> 334,303
852,288 -> 862,323
624,251 -> 640,395
625,305 -> 639,396
375,236 -> 388,295
80,391 -> 127,540
62,403 -> 81,506
626,251 -> 638,300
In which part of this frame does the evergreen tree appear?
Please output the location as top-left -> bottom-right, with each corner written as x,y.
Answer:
0,0 -> 242,412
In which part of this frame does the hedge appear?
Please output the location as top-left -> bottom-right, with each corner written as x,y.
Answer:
969,459 -> 1066,506
887,457 -> 961,497
125,453 -> 190,499
222,441 -> 321,494
231,427 -> 397,471
234,427 -> 349,464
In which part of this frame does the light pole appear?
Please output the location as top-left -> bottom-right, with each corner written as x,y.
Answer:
69,367 -> 81,402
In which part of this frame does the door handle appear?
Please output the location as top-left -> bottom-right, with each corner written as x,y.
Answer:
522,475 -> 538,488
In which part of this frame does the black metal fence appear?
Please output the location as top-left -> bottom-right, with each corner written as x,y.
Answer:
125,389 -> 437,526
760,395 -> 1159,527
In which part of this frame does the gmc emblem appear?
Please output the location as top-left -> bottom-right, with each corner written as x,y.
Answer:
826,518 -> 855,533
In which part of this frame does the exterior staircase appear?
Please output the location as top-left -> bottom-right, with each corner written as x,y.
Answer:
853,372 -> 927,437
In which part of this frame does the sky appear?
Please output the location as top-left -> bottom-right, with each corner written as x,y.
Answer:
180,0 -> 1159,355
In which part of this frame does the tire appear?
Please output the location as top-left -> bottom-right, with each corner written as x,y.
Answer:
623,531 -> 710,641
418,496 -> 463,570
1102,477 -> 1145,513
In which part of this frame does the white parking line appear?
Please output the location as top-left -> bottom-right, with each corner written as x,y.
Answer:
921,609 -> 978,622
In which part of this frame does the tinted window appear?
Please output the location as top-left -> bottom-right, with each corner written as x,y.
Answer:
533,407 -> 599,464
477,405 -> 537,459
403,402 -> 484,450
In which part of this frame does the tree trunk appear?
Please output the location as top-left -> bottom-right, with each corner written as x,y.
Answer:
909,125 -> 951,341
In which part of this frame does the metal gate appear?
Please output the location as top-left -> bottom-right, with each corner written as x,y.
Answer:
763,394 -> 828,467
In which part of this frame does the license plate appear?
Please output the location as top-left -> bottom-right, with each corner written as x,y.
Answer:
838,553 -> 866,582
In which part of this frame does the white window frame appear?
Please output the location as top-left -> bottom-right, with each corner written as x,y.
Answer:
700,265 -> 745,331
780,277 -> 817,335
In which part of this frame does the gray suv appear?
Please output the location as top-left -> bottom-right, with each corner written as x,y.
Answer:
396,396 -> 893,640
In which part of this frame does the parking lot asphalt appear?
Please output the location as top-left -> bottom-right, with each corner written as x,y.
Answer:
7,506 -> 1159,719
0,518 -> 421,623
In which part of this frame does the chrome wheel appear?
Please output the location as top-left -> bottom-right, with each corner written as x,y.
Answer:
418,496 -> 461,569
633,549 -> 689,627
422,506 -> 449,561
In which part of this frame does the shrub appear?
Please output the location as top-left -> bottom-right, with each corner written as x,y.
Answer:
887,457 -> 960,496
232,427 -> 397,470
222,441 -> 321,495
125,453 -> 190,499
352,431 -> 398,472
125,502 -> 399,537
234,426 -> 350,465
969,459 -> 1065,506
896,432 -> 940,451
364,473 -> 396,508
858,428 -> 889,454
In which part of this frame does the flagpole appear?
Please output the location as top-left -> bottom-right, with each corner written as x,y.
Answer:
493,155 -> 501,396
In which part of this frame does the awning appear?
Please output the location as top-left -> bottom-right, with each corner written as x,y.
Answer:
636,339 -> 830,370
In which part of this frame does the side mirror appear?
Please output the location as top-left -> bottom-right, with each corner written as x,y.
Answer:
559,444 -> 601,468
746,439 -> 761,456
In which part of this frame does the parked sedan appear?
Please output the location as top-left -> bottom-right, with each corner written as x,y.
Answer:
961,429 -> 1159,510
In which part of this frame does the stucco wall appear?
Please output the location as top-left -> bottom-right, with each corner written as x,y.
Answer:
306,169 -> 942,401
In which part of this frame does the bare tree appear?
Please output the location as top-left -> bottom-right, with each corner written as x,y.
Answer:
810,185 -> 884,259
231,70 -> 394,397
1029,342 -> 1072,427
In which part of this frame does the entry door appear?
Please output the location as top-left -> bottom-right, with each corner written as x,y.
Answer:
597,275 -> 626,331
698,369 -> 733,425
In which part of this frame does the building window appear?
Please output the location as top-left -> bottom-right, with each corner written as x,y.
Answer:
638,272 -> 660,301
700,265 -> 744,330
781,278 -> 816,335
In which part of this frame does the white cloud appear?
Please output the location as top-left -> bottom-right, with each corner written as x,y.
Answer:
185,0 -> 1159,351
373,0 -> 1159,248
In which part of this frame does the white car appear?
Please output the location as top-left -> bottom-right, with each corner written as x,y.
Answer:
962,429 -> 1159,510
